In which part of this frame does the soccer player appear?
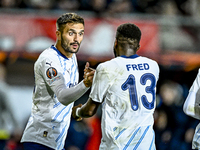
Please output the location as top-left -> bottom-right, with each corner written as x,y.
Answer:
183,70 -> 200,150
72,23 -> 160,150
21,13 -> 94,150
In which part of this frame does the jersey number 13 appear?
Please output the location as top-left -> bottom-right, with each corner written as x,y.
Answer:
121,73 -> 156,111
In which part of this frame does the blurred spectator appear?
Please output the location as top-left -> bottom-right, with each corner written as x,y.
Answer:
159,0 -> 179,15
173,0 -> 191,15
5,130 -> 24,150
131,0 -> 161,13
78,0 -> 110,17
64,117 -> 91,150
79,0 -> 92,11
90,0 -> 108,14
0,0 -> 22,8
23,0 -> 55,9
190,0 -> 200,17
154,80 -> 198,150
84,115 -> 101,150
130,0 -> 197,16
106,0 -> 133,14
158,0 -> 198,16
79,0 -> 133,16
65,115 -> 101,150
56,0 -> 80,11
0,0 -> 198,18
0,63 -> 20,150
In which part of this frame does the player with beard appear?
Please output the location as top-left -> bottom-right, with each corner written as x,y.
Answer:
21,13 -> 94,150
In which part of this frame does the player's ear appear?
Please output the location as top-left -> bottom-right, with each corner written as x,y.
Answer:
136,44 -> 140,52
114,39 -> 118,48
56,30 -> 61,40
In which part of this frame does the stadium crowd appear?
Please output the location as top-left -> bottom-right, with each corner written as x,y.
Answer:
0,0 -> 199,17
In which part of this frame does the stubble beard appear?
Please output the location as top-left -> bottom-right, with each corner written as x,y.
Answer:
61,36 -> 80,54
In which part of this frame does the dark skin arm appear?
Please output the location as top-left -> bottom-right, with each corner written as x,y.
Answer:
72,98 -> 101,121
83,62 -> 95,87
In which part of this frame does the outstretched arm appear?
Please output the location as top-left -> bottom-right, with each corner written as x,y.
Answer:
51,62 -> 95,106
72,98 -> 101,121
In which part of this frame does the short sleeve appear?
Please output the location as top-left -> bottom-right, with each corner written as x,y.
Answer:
190,69 -> 200,93
183,69 -> 200,120
89,64 -> 112,103
38,57 -> 68,92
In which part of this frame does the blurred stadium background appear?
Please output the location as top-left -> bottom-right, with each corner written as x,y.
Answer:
0,0 -> 200,150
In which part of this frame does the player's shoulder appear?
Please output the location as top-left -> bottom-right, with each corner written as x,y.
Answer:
34,46 -> 58,68
37,46 -> 57,62
140,56 -> 159,68
96,57 -> 120,73
39,47 -> 56,58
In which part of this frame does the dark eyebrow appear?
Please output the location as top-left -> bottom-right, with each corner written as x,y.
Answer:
69,29 -> 84,33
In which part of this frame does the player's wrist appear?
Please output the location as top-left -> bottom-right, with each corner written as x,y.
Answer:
76,107 -> 81,117
83,79 -> 88,87
82,79 -> 89,88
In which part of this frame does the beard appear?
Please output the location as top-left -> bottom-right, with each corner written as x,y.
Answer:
61,35 -> 80,54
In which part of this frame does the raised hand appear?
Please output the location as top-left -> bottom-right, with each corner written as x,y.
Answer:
83,62 -> 95,87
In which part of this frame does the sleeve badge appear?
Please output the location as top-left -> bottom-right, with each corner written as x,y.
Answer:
46,67 -> 57,79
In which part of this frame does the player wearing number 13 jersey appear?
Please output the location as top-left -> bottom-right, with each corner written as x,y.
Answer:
72,23 -> 159,150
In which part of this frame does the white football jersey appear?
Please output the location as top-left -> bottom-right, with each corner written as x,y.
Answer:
89,55 -> 159,150
184,69 -> 200,149
21,45 -> 79,150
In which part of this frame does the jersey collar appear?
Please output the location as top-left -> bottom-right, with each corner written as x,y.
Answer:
51,45 -> 69,60
120,54 -> 139,59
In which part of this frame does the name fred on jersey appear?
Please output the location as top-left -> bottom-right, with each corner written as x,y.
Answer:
126,63 -> 149,71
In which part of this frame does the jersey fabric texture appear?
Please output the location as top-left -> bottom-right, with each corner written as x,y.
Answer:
89,54 -> 159,150
21,45 -> 79,150
184,69 -> 200,150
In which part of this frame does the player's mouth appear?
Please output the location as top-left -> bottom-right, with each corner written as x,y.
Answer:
72,44 -> 78,49
71,42 -> 79,49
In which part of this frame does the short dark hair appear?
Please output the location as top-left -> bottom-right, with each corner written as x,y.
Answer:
56,13 -> 84,33
116,23 -> 141,44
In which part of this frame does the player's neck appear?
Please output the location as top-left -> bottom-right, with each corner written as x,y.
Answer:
118,48 -> 135,57
55,43 -> 73,58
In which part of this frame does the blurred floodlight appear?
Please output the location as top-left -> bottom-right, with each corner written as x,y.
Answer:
25,36 -> 55,52
0,36 -> 15,51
